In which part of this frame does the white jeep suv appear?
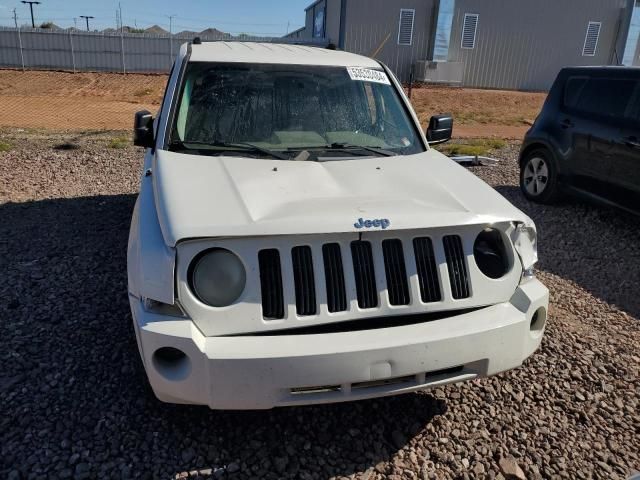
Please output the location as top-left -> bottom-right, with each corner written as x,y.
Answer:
127,41 -> 548,410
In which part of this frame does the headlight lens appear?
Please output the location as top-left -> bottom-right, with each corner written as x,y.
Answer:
511,222 -> 538,272
189,249 -> 246,307
473,228 -> 509,279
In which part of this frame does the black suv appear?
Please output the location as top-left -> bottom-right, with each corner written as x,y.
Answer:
519,67 -> 640,213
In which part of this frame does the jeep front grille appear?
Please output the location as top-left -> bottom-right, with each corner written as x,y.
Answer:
351,240 -> 378,309
443,235 -> 470,300
257,234 -> 471,320
292,246 -> 316,316
322,243 -> 347,313
258,249 -> 285,319
382,239 -> 410,306
413,237 -> 442,303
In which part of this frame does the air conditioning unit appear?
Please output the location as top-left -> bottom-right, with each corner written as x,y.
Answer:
414,61 -> 464,84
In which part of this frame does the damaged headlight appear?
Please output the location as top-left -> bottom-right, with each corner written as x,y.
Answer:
511,221 -> 538,281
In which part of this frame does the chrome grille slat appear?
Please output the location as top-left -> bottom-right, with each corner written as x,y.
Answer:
443,235 -> 470,299
322,243 -> 347,313
258,249 -> 285,319
413,237 -> 442,303
382,239 -> 410,306
292,246 -> 316,316
351,240 -> 378,309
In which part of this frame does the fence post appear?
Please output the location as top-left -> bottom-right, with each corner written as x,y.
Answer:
120,33 -> 126,74
69,30 -> 76,73
16,27 -> 25,71
169,34 -> 173,69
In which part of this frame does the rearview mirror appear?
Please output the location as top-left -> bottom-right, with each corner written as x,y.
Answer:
426,114 -> 453,145
133,110 -> 155,148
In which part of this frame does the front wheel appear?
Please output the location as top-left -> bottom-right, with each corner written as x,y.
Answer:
520,149 -> 561,204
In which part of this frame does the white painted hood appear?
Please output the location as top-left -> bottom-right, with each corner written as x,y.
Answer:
153,149 -> 530,246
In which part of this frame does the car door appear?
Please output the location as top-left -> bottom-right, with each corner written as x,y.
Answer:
561,74 -> 636,193
613,80 -> 640,197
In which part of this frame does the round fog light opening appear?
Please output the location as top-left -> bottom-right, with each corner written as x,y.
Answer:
152,347 -> 191,382
190,248 -> 246,307
530,307 -> 547,333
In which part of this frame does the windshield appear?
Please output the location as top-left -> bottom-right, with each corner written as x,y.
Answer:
168,62 -> 425,160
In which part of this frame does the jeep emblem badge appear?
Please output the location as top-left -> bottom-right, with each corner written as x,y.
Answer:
354,218 -> 391,230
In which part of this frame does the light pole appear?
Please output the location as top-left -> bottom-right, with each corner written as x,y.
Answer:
168,15 -> 176,66
79,15 -> 94,31
21,1 -> 41,29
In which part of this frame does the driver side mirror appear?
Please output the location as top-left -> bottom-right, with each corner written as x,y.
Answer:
133,110 -> 155,148
426,114 -> 453,145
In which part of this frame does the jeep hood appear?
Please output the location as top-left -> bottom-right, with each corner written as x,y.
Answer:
153,149 -> 529,246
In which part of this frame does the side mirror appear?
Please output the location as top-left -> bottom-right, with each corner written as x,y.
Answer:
133,110 -> 155,148
426,114 -> 453,145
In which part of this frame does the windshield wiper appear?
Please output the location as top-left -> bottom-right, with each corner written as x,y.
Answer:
169,140 -> 289,160
325,143 -> 396,157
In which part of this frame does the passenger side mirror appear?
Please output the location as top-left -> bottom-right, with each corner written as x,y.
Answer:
426,114 -> 453,145
133,110 -> 155,148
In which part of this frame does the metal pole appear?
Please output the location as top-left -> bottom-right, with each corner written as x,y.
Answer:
17,28 -> 25,71
408,65 -> 414,100
80,15 -> 94,31
69,29 -> 76,73
21,1 -> 40,29
168,15 -> 175,68
121,33 -> 126,74
14,9 -> 26,71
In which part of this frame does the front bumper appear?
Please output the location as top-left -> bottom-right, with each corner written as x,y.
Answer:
130,280 -> 548,410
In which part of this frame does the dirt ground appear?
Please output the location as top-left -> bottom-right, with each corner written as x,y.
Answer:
0,69 -> 546,138
409,86 -> 546,138
0,70 -> 164,131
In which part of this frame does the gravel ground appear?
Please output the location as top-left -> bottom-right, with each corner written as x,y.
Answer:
1,131 -> 638,480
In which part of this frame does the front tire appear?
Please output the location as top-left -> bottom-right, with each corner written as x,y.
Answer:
520,148 -> 561,204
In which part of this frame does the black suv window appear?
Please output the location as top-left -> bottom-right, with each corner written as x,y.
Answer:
565,76 -> 637,119
563,77 -> 588,109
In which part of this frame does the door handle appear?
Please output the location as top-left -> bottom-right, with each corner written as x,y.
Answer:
624,136 -> 640,149
560,118 -> 574,129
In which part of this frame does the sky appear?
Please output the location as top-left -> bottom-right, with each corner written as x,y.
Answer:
0,0 -> 310,36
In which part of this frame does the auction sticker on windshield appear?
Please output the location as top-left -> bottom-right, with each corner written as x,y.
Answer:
347,67 -> 391,85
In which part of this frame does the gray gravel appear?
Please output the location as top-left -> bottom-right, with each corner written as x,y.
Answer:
1,132 -> 638,479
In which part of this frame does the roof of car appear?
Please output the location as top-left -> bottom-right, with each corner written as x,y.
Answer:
189,41 -> 381,68
561,66 -> 640,72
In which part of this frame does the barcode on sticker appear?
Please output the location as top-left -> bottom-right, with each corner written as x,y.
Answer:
346,67 -> 391,85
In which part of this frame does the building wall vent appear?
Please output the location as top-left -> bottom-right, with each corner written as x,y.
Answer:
461,13 -> 479,49
398,9 -> 415,46
582,21 -> 601,56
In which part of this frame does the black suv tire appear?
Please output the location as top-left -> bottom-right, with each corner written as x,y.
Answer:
520,148 -> 562,204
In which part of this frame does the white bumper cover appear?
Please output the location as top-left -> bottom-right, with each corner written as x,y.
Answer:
130,280 -> 548,410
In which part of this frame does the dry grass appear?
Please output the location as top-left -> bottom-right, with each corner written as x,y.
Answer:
437,138 -> 507,157
108,136 -> 130,149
